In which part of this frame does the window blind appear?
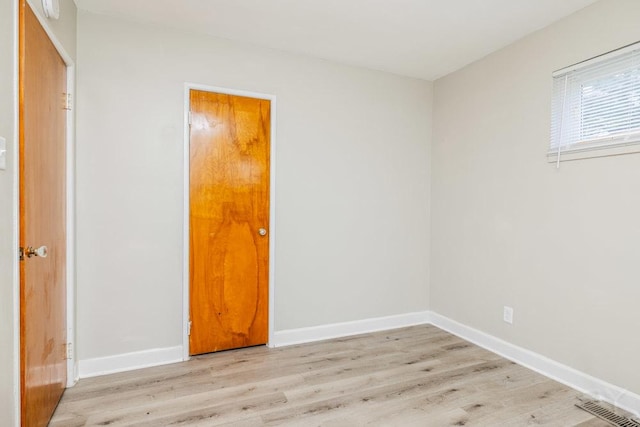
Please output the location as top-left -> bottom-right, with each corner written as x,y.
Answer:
551,43 -> 640,155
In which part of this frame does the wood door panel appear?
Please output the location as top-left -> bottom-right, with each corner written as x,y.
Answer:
189,91 -> 270,355
19,2 -> 67,426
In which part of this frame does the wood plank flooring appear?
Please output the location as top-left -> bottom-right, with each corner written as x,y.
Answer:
50,325 -> 615,426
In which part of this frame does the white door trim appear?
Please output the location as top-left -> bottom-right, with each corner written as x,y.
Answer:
182,83 -> 277,361
11,2 -> 19,425
23,0 -> 78,389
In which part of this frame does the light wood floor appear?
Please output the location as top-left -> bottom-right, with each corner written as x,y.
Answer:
51,325 -> 613,426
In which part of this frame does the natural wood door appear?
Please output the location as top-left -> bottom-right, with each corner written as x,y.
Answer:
19,2 -> 67,426
189,90 -> 270,355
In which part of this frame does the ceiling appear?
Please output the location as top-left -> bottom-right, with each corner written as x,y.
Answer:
75,0 -> 598,81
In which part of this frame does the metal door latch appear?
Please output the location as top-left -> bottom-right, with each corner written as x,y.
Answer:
19,246 -> 48,261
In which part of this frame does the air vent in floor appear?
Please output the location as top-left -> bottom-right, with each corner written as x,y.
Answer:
576,400 -> 640,427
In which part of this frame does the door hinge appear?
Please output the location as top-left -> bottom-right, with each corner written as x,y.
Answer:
188,321 -> 192,336
188,111 -> 192,125
63,93 -> 72,110
64,342 -> 73,360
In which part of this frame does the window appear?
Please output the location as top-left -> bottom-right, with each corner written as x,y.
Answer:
550,42 -> 640,163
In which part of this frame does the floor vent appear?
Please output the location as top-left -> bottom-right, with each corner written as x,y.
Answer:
576,400 -> 640,427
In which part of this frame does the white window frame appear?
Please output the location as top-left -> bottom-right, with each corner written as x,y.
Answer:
549,41 -> 640,164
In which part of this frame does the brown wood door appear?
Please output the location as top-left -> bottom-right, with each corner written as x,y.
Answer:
19,2 -> 67,426
189,90 -> 270,355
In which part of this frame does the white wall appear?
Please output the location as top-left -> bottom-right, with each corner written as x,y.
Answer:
75,12 -> 432,361
432,0 -> 640,397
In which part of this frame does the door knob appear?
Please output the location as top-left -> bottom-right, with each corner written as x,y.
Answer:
24,246 -> 48,259
258,228 -> 267,236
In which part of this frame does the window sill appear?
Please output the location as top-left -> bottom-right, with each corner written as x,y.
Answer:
547,140 -> 640,163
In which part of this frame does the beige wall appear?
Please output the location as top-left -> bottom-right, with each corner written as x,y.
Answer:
75,12 -> 432,361
432,0 -> 640,396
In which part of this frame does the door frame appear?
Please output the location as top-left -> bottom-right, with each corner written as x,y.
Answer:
182,83 -> 277,360
15,0 -> 78,402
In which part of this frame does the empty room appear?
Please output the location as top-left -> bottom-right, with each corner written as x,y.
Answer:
1,0 -> 639,425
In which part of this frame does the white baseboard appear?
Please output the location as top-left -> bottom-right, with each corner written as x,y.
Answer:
73,312 -> 640,418
78,346 -> 184,379
429,312 -> 640,417
67,360 -> 79,387
270,311 -> 432,348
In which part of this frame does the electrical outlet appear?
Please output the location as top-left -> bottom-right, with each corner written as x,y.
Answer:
0,137 -> 6,170
503,306 -> 514,324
